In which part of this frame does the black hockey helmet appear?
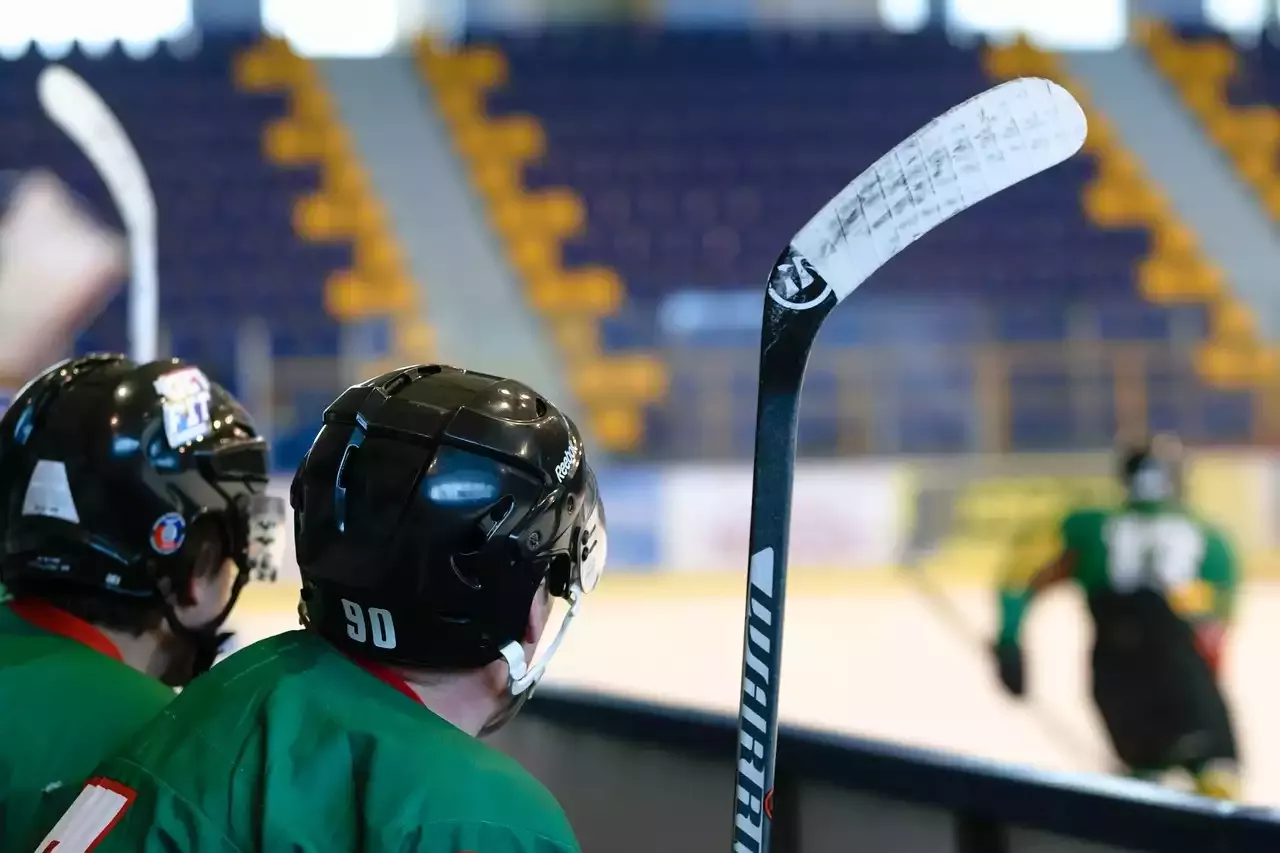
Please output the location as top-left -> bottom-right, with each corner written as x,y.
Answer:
0,354 -> 284,610
293,364 -> 607,679
1120,432 -> 1183,504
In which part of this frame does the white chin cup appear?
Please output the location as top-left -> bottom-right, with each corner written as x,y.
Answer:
499,585 -> 583,697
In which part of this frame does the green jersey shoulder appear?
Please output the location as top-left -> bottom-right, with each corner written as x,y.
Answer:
0,604 -> 173,852
42,630 -> 579,853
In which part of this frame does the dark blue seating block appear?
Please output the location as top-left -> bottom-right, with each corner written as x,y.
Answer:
0,39 -> 348,375
472,26 -> 1250,452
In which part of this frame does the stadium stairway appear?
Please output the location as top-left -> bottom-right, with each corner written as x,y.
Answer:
234,38 -> 432,381
1137,24 -> 1280,398
985,39 -> 1261,431
413,38 -> 666,453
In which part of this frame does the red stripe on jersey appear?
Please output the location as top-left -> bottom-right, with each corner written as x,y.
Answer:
345,653 -> 424,706
10,599 -> 124,662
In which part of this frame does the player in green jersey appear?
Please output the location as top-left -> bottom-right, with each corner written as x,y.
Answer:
0,354 -> 282,850
992,435 -> 1240,799
37,364 -> 607,853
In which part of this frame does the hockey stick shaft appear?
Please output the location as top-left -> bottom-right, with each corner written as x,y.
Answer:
733,288 -> 834,853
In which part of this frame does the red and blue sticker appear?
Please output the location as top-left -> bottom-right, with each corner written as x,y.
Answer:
150,512 -> 186,555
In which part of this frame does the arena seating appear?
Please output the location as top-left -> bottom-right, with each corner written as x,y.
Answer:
464,28 -> 1251,454
0,40 -> 349,375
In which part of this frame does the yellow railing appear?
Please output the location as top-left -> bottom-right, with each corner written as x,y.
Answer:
233,38 -> 433,373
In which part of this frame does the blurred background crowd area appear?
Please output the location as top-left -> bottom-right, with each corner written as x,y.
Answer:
5,0 -> 1280,581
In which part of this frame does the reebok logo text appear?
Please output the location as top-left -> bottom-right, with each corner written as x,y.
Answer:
555,439 -> 580,483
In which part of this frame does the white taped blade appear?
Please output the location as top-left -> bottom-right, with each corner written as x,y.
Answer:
789,77 -> 1086,305
38,64 -> 160,363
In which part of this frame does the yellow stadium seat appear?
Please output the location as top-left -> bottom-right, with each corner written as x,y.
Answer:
1233,151 -> 1274,185
324,271 -> 367,319
592,407 -> 642,451
293,194 -> 351,241
1213,301 -> 1258,342
470,160 -> 522,201
549,318 -> 601,355
396,320 -> 434,357
434,88 -> 481,124
488,116 -> 546,160
457,48 -> 508,88
1150,222 -> 1198,254
536,189 -> 586,236
508,236 -> 559,279
565,267 -> 623,313
1180,80 -> 1223,115
290,88 -> 334,125
354,237 -> 403,277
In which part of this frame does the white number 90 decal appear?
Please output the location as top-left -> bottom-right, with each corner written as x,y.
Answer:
341,598 -> 397,650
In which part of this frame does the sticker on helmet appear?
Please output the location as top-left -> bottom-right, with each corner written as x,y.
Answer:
150,512 -> 186,555
555,438 -> 580,483
152,366 -> 213,448
21,459 -> 80,523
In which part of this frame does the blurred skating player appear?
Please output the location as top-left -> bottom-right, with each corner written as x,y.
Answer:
992,435 -> 1240,799
39,364 -> 607,853
0,355 -> 282,850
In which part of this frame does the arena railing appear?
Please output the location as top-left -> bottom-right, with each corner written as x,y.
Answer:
493,687 -> 1280,853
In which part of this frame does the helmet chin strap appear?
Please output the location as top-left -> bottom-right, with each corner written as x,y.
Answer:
481,586 -> 584,736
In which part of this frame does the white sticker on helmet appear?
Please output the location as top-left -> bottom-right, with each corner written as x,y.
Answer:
21,459 -> 80,523
245,494 -> 287,582
579,503 -> 607,594
555,437 -> 581,484
152,366 -> 213,448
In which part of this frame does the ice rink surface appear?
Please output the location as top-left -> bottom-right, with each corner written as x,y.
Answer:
228,574 -> 1280,807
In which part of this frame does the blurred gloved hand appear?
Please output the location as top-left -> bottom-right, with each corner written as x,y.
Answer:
1193,621 -> 1226,679
993,639 -> 1025,698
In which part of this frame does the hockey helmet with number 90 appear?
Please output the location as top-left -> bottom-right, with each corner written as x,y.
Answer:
292,364 -> 607,697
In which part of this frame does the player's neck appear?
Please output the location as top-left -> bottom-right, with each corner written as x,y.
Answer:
403,670 -> 501,737
99,624 -> 168,678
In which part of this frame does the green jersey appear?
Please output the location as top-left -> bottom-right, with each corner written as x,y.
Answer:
999,503 -> 1238,643
0,599 -> 173,852
1061,506 -> 1237,618
37,630 -> 580,853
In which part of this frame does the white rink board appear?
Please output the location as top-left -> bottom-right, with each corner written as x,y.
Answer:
228,578 -> 1280,808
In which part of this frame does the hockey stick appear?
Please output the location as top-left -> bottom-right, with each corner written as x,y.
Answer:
37,64 -> 159,363
731,78 -> 1087,853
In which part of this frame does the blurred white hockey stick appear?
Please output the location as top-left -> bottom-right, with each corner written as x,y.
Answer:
38,64 -> 158,364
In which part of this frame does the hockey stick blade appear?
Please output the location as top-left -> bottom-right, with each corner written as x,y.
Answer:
731,77 -> 1086,853
37,64 -> 160,362
775,77 -> 1086,311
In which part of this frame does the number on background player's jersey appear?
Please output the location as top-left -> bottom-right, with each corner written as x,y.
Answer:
1104,514 -> 1205,593
33,778 -> 134,853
